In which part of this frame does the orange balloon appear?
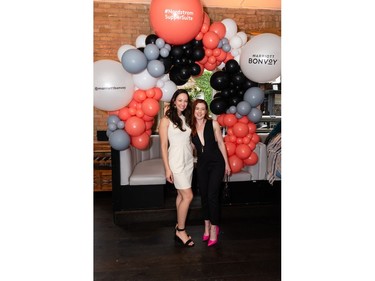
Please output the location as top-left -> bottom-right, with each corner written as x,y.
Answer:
229,135 -> 237,143
208,55 -> 217,64
251,133 -> 260,144
238,116 -> 249,124
204,62 -> 216,71
232,122 -> 249,138
203,31 -> 220,49
205,48 -> 213,57
248,141 -> 256,151
118,107 -> 131,121
128,107 -> 136,116
225,141 -> 236,156
131,132 -> 150,150
125,116 -> 146,137
223,135 -> 231,143
242,136 -> 251,144
235,144 -> 251,159
153,87 -> 163,101
217,49 -> 227,62
229,155 -> 243,174
142,114 -> 155,122
248,122 -> 257,133
198,55 -> 208,65
128,99 -> 138,109
142,98 -> 160,117
217,114 -> 225,126
145,120 -> 154,130
213,48 -> 221,57
136,109 -> 144,118
243,151 -> 258,166
223,114 -> 237,127
209,21 -> 226,39
145,88 -> 155,98
133,89 -> 147,103
149,0 -> 204,45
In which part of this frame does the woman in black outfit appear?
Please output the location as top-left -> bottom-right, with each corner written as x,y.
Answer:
191,99 -> 231,247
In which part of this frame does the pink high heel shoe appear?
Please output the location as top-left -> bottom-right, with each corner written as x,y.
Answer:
202,234 -> 209,242
208,226 -> 220,247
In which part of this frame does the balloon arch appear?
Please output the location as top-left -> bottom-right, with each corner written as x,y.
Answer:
94,0 -> 281,173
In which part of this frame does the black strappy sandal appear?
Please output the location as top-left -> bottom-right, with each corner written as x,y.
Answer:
175,226 -> 194,247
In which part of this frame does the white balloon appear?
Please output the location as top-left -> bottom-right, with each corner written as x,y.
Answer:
239,33 -> 281,83
94,60 -> 135,111
117,44 -> 136,62
229,35 -> 243,49
221,18 -> 238,40
135,34 -> 147,48
132,68 -> 158,90
160,80 -> 177,102
236,31 -> 248,46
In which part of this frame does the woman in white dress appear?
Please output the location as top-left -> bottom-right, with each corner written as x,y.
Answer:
159,89 -> 195,247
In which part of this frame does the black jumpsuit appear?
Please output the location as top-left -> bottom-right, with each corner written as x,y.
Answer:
192,120 -> 225,225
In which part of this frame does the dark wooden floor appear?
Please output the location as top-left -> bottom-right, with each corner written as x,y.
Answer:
94,188 -> 281,281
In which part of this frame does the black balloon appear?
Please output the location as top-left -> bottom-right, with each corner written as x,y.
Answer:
179,65 -> 191,80
169,66 -> 189,86
170,46 -> 184,59
220,88 -> 231,99
228,94 -> 243,106
190,63 -> 201,76
242,78 -> 259,90
210,97 -> 228,115
145,34 -> 158,45
192,46 -> 205,61
210,71 -> 230,91
159,56 -> 173,73
231,72 -> 246,85
224,59 -> 240,74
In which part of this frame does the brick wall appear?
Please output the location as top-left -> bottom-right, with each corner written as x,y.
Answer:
93,2 -> 281,140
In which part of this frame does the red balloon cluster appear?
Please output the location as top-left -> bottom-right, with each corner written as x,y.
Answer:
217,113 -> 260,173
195,14 -> 234,71
109,87 -> 162,150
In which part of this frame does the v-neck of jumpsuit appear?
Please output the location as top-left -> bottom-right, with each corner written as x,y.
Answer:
192,119 -> 223,166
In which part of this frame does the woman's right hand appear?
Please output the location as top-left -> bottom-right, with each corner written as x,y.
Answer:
165,169 -> 174,183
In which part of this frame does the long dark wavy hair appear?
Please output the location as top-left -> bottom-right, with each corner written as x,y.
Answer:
165,89 -> 192,132
191,99 -> 211,137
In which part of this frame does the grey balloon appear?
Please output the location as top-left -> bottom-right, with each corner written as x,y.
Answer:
144,44 -> 160,61
243,87 -> 265,107
108,123 -> 117,131
106,129 -> 113,138
147,60 -> 165,78
109,129 -> 130,151
235,112 -> 243,119
159,47 -> 170,58
247,107 -> 262,124
229,105 -> 237,114
155,38 -> 165,49
236,100 -> 251,115
121,49 -> 147,74
222,43 -> 231,52
117,120 -> 125,129
107,114 -> 120,125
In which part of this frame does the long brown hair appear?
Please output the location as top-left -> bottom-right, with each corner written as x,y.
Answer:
191,99 -> 211,136
165,89 -> 192,131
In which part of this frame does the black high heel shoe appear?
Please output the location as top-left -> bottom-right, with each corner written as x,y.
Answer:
175,226 -> 194,247
174,223 -> 191,239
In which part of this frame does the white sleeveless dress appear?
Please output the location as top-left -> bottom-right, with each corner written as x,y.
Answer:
167,115 -> 194,189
